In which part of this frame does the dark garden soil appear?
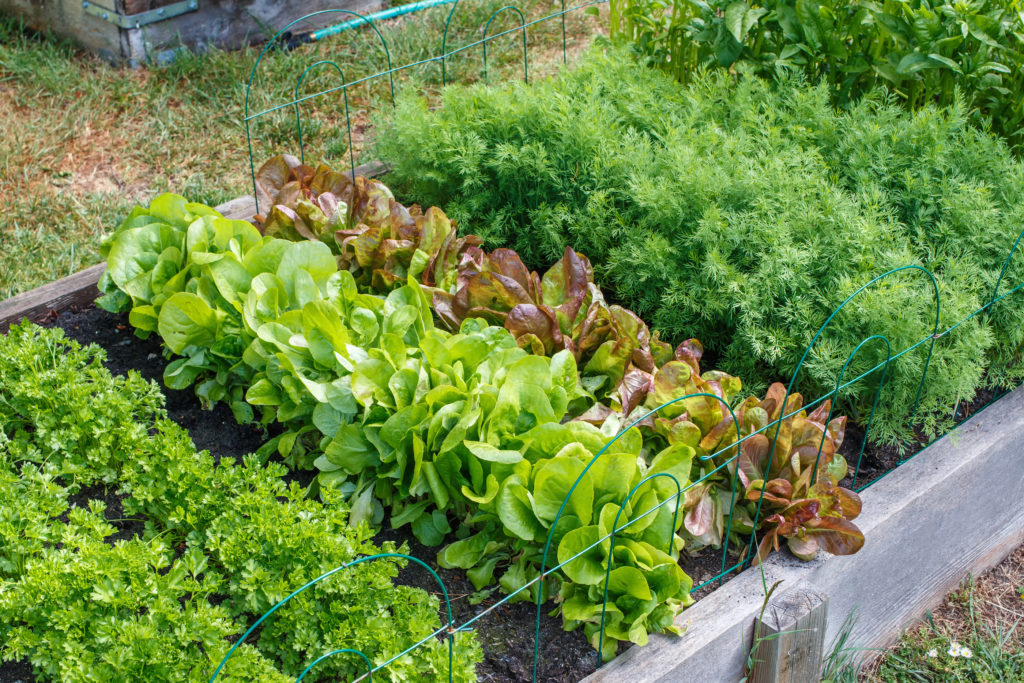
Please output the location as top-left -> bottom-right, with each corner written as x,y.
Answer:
2,303 -> 1012,683
377,526 -> 598,682
837,386 -> 1005,491
46,306 -> 269,462
27,305 -> 597,683
61,484 -> 147,544
0,660 -> 33,683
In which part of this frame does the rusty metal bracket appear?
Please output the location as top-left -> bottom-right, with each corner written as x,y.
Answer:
82,0 -> 199,28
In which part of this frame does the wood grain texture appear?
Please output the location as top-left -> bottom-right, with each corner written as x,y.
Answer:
218,195 -> 257,221
0,264 -> 107,333
750,588 -> 828,683
0,0 -> 122,60
584,385 -> 1024,682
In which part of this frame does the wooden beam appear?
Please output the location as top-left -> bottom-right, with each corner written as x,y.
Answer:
218,195 -> 258,221
0,264 -> 108,333
347,159 -> 391,180
749,588 -> 829,683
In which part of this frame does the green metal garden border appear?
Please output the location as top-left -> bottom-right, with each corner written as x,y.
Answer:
214,241 -> 1024,682
243,0 -> 607,214
220,5 -> 1024,681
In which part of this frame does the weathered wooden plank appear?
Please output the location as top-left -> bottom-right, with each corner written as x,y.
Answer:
584,384 -> 1024,682
218,195 -> 257,221
349,159 -> 391,180
750,588 -> 828,683
0,0 -> 122,61
0,263 -> 107,333
123,0 -> 384,62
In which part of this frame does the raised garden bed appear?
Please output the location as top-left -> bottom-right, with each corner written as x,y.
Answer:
0,0 -> 381,65
6,297 -> 1023,682
4,182 -> 1023,682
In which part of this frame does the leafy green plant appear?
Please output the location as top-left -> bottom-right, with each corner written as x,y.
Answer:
0,470 -> 285,683
198,459 -> 480,683
0,462 -> 69,580
377,48 -> 1024,445
236,281 -> 854,654
252,155 -> 674,406
0,321 -> 165,486
0,323 -> 483,682
604,0 -> 1024,151
96,192 -> 350,423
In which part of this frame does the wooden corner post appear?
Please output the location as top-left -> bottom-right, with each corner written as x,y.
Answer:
749,587 -> 829,683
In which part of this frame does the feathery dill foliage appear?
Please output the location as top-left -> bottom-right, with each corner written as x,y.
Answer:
377,49 -> 1024,445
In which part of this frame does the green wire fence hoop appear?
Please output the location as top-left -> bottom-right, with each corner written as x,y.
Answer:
481,6 -> 529,84
596,471 -> 682,666
749,265 -> 940,564
984,225 -> 1024,396
559,0 -> 567,63
532,391 -> 742,681
207,553 -> 455,683
293,60 -> 355,174
244,9 -> 396,214
296,649 -> 373,682
814,334 -> 892,490
440,0 -> 463,86
990,226 -> 1024,306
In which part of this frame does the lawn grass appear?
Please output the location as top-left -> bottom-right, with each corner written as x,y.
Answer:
0,1 -> 602,299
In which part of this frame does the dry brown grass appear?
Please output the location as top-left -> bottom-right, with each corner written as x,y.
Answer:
0,1 -> 604,298
926,546 -> 1024,650
860,544 -> 1024,681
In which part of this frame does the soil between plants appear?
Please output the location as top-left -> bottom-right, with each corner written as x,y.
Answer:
836,386 -> 1005,491
0,660 -> 33,683
18,305 -> 596,683
2,304 -> 1006,683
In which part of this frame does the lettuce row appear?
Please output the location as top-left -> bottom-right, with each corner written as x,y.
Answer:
231,264 -> 696,654
97,188 -> 860,658
252,155 -> 673,408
